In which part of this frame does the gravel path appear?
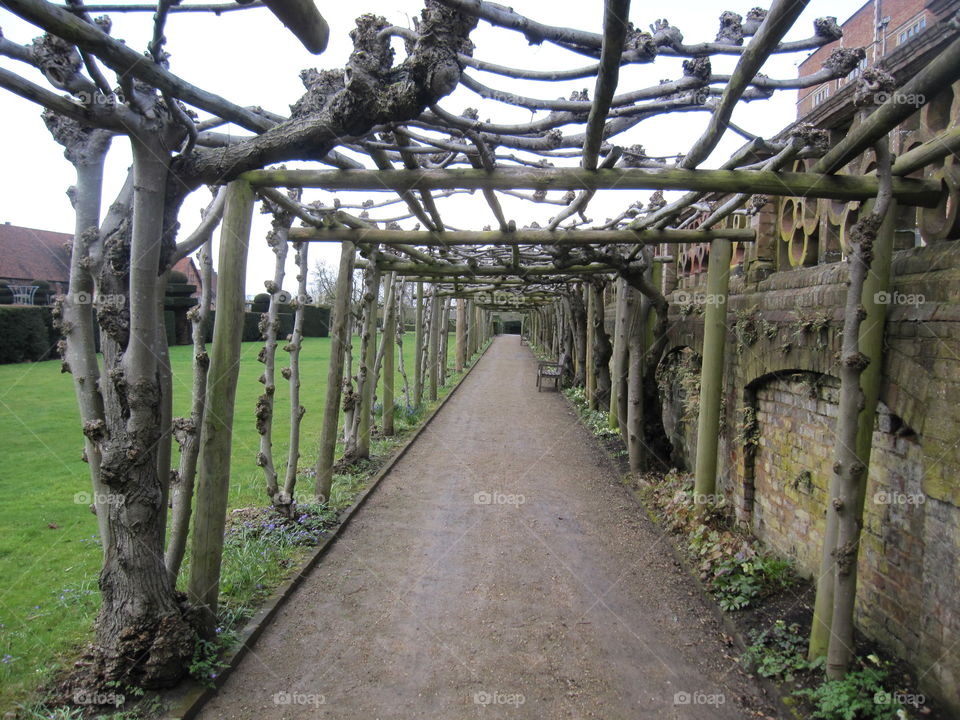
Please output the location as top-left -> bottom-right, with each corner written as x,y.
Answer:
198,336 -> 775,719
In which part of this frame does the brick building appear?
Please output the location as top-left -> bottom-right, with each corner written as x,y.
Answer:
796,0 -> 956,117
0,221 -> 205,304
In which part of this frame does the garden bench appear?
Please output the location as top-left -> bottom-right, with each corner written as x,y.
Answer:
537,361 -> 562,392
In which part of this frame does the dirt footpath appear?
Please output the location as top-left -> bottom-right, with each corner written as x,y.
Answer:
198,336 -> 777,719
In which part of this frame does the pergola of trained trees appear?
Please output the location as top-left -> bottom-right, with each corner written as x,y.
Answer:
1,0 -> 958,697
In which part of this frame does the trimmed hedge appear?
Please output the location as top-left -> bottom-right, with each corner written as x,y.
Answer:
200,305 -> 329,344
203,311 -> 272,344
301,304 -> 330,337
0,306 -> 59,364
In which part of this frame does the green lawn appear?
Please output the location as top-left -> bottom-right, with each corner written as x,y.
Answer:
0,333 -> 453,709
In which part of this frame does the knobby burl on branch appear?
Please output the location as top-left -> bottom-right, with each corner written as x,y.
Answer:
172,1 -> 477,186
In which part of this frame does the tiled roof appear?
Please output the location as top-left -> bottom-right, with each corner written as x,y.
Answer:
0,223 -> 213,296
0,223 -> 72,284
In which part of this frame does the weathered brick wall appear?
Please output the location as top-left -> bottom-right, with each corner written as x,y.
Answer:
657,243 -> 960,711
751,374 -> 836,576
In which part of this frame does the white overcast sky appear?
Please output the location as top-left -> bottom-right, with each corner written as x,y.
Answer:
0,0 -> 864,294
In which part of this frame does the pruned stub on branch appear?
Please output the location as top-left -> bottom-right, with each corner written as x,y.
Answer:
2,0 -> 959,703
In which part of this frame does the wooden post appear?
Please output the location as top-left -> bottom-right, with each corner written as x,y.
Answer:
314,241 -> 355,501
414,282 -> 424,405
693,238 -> 733,499
187,179 -> 253,633
382,273 -> 397,436
455,298 -> 466,372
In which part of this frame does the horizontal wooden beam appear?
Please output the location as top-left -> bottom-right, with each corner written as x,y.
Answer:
892,126 -> 960,177
242,167 -> 941,206
288,227 -> 755,245
356,259 -> 617,277
262,0 -> 328,54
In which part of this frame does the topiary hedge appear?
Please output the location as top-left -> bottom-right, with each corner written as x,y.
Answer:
301,304 -> 330,337
0,306 -> 59,363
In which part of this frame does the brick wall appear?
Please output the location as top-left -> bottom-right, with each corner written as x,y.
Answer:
751,374 -> 836,576
657,242 -> 960,712
796,0 -> 933,117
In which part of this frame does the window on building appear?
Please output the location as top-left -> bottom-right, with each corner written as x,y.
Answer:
812,86 -> 829,107
897,15 -> 927,45
840,56 -> 867,86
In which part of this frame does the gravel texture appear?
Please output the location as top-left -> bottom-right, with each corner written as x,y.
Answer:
197,336 -> 777,719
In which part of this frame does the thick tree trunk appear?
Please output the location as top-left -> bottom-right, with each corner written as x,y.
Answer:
626,324 -> 645,472
617,284 -> 638,448
50,121 -> 113,550
565,289 -> 587,387
95,135 -> 194,685
155,275 -> 173,541
467,300 -> 477,358
609,278 -> 627,430
590,281 -> 612,410
315,241 -> 355,501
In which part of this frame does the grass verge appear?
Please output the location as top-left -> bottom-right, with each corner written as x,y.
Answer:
0,334 -> 456,713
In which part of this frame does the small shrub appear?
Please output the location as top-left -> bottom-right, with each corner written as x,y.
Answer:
742,620 -> 813,682
794,655 -> 907,720
708,545 -> 795,611
189,636 -> 228,686
0,306 -> 57,363
563,386 -> 618,438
